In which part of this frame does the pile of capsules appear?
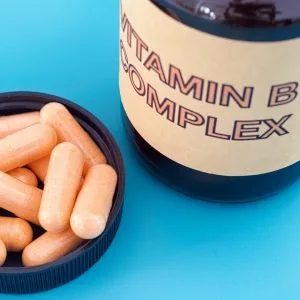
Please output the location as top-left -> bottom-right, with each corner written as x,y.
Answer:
0,102 -> 117,267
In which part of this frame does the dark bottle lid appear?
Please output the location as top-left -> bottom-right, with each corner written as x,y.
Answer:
0,91 -> 125,294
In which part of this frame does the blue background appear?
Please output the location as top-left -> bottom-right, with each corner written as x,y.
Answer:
1,1 -> 300,299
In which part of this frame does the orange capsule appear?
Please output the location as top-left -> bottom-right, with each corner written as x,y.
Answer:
0,217 -> 33,252
28,156 -> 84,186
0,111 -> 40,139
7,167 -> 38,187
0,239 -> 7,266
27,155 -> 50,182
40,102 -> 106,174
71,164 -> 117,239
0,123 -> 57,172
22,228 -> 83,267
0,171 -> 42,225
39,142 -> 84,233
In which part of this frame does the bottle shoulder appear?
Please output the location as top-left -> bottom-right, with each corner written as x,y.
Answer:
151,0 -> 300,41
155,0 -> 300,26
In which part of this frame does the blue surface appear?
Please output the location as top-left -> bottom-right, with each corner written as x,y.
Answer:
0,1 -> 300,299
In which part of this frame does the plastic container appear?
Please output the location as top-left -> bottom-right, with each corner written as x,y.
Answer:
0,91 -> 125,294
119,0 -> 300,202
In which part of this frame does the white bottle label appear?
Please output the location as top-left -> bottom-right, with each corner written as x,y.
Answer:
119,0 -> 300,176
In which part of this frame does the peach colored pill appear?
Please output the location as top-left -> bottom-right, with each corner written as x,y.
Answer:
71,164 -> 117,239
28,156 -> 84,186
39,142 -> 84,233
0,111 -> 40,139
40,102 -> 106,174
7,167 -> 38,187
0,171 -> 42,225
0,123 -> 57,172
0,217 -> 33,252
27,155 -> 50,182
22,228 -> 83,267
0,239 -> 7,266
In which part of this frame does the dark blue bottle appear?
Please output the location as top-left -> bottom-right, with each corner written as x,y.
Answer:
120,0 -> 300,202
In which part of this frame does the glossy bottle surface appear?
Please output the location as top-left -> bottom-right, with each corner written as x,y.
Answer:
154,1 -> 300,22
121,0 -> 300,202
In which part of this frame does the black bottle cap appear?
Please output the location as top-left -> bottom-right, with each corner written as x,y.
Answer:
0,91 -> 125,294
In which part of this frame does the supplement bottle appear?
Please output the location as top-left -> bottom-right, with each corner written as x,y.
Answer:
119,0 -> 300,202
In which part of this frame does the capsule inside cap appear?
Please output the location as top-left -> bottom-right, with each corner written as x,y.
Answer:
0,217 -> 33,252
39,142 -> 84,233
40,102 -> 107,174
0,123 -> 57,172
0,171 -> 42,225
71,164 -> 117,239
22,228 -> 83,267
0,111 -> 40,139
7,167 -> 38,187
27,155 -> 50,182
0,239 -> 7,266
